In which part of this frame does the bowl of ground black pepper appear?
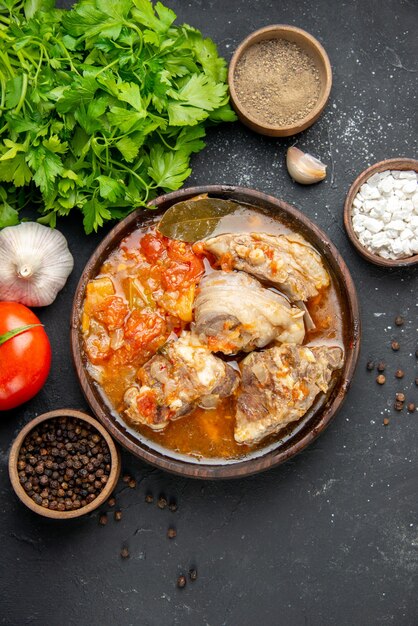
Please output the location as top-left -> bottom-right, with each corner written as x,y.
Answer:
9,409 -> 121,519
228,25 -> 332,136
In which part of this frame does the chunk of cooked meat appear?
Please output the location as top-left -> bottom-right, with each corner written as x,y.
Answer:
193,270 -> 305,354
123,332 -> 240,430
200,232 -> 330,301
234,344 -> 344,444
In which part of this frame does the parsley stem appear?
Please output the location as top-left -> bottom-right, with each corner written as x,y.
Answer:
95,58 -> 120,76
0,50 -> 15,77
109,158 -> 150,201
51,37 -> 80,75
157,132 -> 175,151
14,73 -> 28,114
0,28 -> 12,39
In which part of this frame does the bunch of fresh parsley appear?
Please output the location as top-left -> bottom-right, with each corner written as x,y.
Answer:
0,0 -> 236,232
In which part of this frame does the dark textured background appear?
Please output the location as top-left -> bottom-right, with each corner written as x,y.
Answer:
1,0 -> 418,624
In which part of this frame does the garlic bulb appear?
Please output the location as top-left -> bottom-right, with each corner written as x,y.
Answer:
0,222 -> 74,307
286,146 -> 327,185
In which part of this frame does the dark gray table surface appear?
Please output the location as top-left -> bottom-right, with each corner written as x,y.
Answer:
1,0 -> 417,624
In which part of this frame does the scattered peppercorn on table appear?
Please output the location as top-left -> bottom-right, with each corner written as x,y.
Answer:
1,0 -> 417,624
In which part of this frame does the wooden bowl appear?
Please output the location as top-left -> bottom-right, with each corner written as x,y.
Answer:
344,158 -> 418,267
9,409 -> 121,519
71,185 -> 360,480
228,25 -> 332,137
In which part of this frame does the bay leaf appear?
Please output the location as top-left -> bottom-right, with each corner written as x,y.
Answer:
157,196 -> 242,242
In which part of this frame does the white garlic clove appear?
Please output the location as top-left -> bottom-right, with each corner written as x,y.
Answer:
0,222 -> 74,307
286,146 -> 327,185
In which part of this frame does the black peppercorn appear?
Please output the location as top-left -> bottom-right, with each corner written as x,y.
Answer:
395,316 -> 404,326
396,392 -> 405,402
366,360 -> 375,371
121,547 -> 130,559
376,374 -> 386,385
377,362 -> 386,372
167,527 -> 177,539
394,401 -> 403,411
114,510 -> 122,522
158,496 -> 167,509
177,575 -> 186,589
408,403 -> 416,413
395,369 -> 404,379
145,493 -> 154,504
189,568 -> 198,582
391,340 -> 400,351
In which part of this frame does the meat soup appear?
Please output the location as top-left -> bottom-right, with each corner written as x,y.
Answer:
81,203 -> 345,461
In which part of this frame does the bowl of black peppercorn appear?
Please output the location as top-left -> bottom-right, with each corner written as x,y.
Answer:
9,409 -> 121,519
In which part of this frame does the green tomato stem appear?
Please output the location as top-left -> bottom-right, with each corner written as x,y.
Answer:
0,324 -> 42,347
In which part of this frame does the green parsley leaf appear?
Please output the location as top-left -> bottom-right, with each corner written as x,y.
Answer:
0,202 -> 20,228
147,144 -> 191,191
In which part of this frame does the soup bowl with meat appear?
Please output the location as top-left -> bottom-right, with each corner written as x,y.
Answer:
71,185 -> 360,479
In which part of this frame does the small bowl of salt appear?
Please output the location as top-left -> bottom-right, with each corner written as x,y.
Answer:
344,158 -> 418,267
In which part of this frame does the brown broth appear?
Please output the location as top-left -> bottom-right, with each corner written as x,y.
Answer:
82,206 -> 344,461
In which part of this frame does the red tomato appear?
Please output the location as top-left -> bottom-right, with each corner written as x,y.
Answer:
0,302 -> 51,411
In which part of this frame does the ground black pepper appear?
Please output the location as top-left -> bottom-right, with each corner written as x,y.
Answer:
233,39 -> 321,127
17,416 -> 111,511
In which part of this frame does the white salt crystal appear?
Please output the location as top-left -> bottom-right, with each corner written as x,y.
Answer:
400,228 -> 414,241
362,217 -> 383,233
403,180 -> 417,194
399,170 -> 417,180
387,196 -> 401,212
367,172 -> 383,186
378,176 -> 394,194
386,220 -> 406,231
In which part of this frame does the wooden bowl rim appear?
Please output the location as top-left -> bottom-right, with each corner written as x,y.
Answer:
8,409 -> 121,519
343,158 -> 418,268
71,185 -> 360,480
228,24 -> 332,136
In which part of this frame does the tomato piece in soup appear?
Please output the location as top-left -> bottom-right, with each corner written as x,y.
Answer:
140,232 -> 167,264
110,310 -> 167,366
94,296 -> 129,331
